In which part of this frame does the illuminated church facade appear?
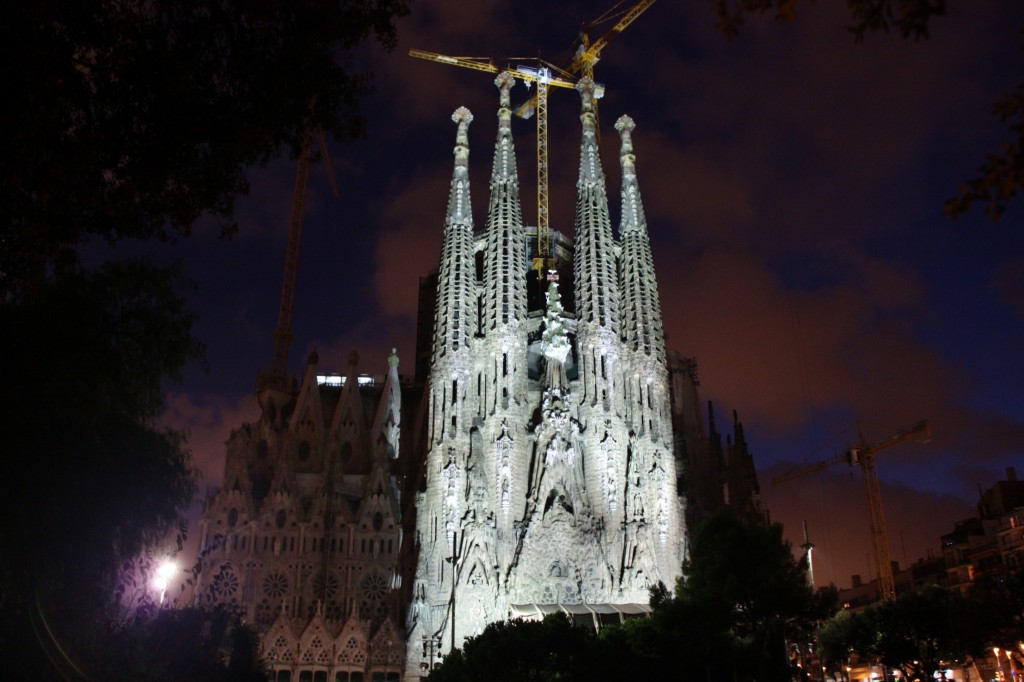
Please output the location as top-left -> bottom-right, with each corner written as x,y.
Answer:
403,73 -> 687,678
193,351 -> 416,682
189,69 -> 772,682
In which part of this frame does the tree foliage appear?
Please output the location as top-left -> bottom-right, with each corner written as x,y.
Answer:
709,0 -> 1023,221
427,614 -> 612,682
965,568 -> 1024,647
0,259 -> 204,677
97,605 -> 270,682
1,0 -> 410,296
427,510 -> 833,682
0,1 -> 412,676
818,585 -> 993,681
674,508 -> 833,682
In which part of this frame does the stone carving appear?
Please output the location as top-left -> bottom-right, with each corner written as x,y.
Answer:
406,70 -> 686,678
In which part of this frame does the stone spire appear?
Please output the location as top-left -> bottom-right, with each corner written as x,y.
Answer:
573,77 -> 619,333
432,107 -> 477,360
483,72 -> 527,332
616,115 -> 665,365
573,77 -> 620,409
370,349 -> 402,460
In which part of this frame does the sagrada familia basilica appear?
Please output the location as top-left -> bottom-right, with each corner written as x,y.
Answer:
190,72 -> 766,681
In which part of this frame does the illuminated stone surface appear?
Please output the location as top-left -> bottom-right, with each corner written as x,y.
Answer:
404,74 -> 687,679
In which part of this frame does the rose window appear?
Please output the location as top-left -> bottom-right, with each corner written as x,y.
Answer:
359,571 -> 390,622
360,571 -> 388,601
263,571 -> 289,599
311,571 -> 338,600
209,567 -> 239,600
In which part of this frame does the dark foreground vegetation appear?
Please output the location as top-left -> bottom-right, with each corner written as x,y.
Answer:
428,509 -> 1024,682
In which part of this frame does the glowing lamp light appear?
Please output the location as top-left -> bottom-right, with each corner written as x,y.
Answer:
153,559 -> 177,604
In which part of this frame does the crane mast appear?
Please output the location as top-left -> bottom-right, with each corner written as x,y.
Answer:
772,419 -> 931,600
535,73 -> 550,266
267,128 -> 338,389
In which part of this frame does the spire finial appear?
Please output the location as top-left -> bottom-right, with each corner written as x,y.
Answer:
452,106 -> 473,175
492,73 -> 517,180
575,77 -> 603,187
495,72 -> 515,123
577,77 -> 597,134
616,115 -> 637,176
452,106 -> 473,127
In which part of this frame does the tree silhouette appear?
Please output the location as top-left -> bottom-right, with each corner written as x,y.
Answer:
1,0 -> 410,296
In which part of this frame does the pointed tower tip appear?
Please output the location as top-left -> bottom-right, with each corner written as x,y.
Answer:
576,76 -> 596,97
576,77 -> 598,129
575,76 -> 602,189
452,106 -> 473,127
451,107 -> 473,175
614,114 -> 636,134
494,71 -> 515,92
616,115 -> 637,178
389,348 -> 399,369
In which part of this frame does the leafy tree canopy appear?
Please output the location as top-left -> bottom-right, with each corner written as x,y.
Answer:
679,508 -> 824,633
427,614 -> 613,682
965,568 -> 1024,648
709,0 -> 1023,222
426,511 -> 834,682
818,585 -> 993,681
674,508 -> 832,682
0,259 -> 204,677
1,0 -> 410,296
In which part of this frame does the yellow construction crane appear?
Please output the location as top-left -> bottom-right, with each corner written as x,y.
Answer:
408,51 -> 584,272
512,0 -> 656,122
410,0 -> 654,274
268,127 -> 339,388
572,0 -> 657,80
772,419 -> 932,600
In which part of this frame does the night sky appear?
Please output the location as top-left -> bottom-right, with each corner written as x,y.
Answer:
109,1 -> 1024,589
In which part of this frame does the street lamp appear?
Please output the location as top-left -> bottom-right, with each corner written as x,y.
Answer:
421,634 -> 441,677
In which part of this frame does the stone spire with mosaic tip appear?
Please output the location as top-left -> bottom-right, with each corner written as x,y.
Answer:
432,106 -> 477,362
572,77 -> 621,417
616,114 -> 666,366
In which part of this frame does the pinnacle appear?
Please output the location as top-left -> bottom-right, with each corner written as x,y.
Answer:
576,76 -> 597,99
614,115 -> 635,134
452,106 -> 473,126
494,71 -> 515,92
